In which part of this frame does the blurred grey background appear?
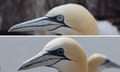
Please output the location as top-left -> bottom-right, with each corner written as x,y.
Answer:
0,37 -> 120,72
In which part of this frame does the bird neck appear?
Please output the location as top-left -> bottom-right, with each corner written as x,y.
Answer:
88,66 -> 98,72
88,61 -> 99,72
54,60 -> 88,72
70,61 -> 88,72
76,61 -> 88,72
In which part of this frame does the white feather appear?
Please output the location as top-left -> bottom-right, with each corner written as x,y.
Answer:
97,20 -> 120,35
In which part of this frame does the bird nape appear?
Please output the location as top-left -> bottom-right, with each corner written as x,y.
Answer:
8,3 -> 99,35
88,53 -> 120,72
18,38 -> 88,72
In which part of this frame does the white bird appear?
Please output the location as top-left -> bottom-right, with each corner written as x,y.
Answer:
9,4 -> 119,35
88,53 -> 120,72
18,38 -> 88,72
8,4 -> 99,35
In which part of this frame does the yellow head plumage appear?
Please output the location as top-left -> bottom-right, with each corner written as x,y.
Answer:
9,4 -> 99,35
88,53 -> 120,72
46,4 -> 99,35
18,38 -> 88,72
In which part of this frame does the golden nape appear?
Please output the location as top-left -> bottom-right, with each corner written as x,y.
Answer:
18,38 -> 88,72
88,53 -> 120,72
8,4 -> 99,35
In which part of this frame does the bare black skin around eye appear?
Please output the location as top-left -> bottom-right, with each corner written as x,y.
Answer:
48,15 -> 65,24
48,48 -> 64,57
47,48 -> 71,60
102,59 -> 110,65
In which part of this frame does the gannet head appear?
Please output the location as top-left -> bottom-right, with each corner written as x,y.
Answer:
18,38 -> 87,72
8,4 -> 98,35
88,53 -> 120,72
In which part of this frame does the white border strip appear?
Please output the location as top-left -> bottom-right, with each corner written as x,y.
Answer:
0,35 -> 120,37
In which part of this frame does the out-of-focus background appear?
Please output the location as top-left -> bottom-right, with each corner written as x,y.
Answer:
0,0 -> 120,32
0,37 -> 120,72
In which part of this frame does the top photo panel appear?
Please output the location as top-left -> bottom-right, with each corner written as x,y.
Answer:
0,0 -> 120,35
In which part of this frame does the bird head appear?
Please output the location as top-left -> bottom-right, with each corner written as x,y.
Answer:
9,4 -> 98,35
18,38 -> 87,72
88,53 -> 120,72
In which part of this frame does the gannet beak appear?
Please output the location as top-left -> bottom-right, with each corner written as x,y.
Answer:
103,59 -> 120,68
18,51 -> 70,71
8,16 -> 69,32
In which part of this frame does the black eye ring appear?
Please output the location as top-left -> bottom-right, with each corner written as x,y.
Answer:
105,59 -> 110,64
56,48 -> 64,56
47,48 -> 64,57
102,59 -> 110,65
56,15 -> 64,22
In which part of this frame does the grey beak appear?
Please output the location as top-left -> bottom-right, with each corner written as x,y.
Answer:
104,59 -> 120,68
107,61 -> 120,68
8,17 -> 66,32
18,51 -> 65,71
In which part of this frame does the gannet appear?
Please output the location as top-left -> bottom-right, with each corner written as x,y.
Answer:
8,4 -> 99,35
8,4 -> 120,35
88,53 -> 120,72
18,38 -> 88,72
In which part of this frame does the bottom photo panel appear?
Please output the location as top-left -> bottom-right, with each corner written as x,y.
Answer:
0,37 -> 120,72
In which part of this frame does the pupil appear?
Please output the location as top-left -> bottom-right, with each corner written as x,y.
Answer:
105,59 -> 110,63
58,51 -> 62,54
102,59 -> 110,65
57,49 -> 63,55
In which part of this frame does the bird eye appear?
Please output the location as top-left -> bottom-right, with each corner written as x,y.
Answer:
56,15 -> 64,22
105,59 -> 110,64
48,48 -> 64,56
56,48 -> 64,56
102,59 -> 110,65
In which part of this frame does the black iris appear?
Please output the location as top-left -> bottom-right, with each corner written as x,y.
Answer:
48,48 -> 64,57
105,59 -> 110,63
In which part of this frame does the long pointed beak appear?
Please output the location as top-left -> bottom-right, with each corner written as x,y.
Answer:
108,61 -> 120,68
18,51 -> 66,71
8,17 -> 66,32
104,60 -> 120,68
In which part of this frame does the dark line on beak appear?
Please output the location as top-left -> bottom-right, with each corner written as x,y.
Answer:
48,24 -> 71,31
11,24 -> 59,31
47,59 -> 62,67
10,17 -> 48,31
19,58 -> 61,70
48,25 -> 65,31
10,16 -> 71,32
